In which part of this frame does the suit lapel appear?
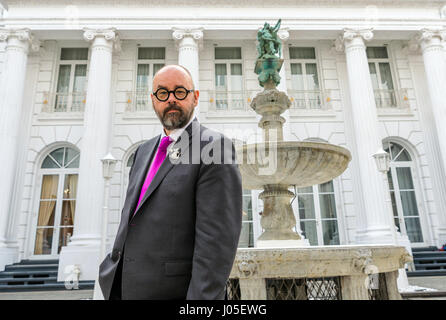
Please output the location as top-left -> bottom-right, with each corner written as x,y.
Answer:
123,135 -> 160,224
130,120 -> 199,221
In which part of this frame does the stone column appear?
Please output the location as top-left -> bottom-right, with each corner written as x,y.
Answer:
277,28 -> 292,141
0,29 -> 39,271
415,28 -> 446,245
336,29 -> 394,244
58,28 -> 120,281
172,28 -> 203,117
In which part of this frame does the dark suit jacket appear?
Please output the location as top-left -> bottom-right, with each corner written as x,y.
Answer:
98,120 -> 243,300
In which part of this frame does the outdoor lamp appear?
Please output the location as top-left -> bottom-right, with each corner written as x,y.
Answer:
373,148 -> 390,173
101,152 -> 117,180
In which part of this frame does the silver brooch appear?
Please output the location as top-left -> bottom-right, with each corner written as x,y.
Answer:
169,148 -> 181,161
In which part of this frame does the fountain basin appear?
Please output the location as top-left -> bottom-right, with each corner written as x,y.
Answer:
236,141 -> 352,189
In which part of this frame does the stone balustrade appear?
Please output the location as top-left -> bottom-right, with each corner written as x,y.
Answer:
228,245 -> 412,300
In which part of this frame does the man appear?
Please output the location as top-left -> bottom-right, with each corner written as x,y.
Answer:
98,65 -> 243,300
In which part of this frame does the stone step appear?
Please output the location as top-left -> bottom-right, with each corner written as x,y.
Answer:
0,281 -> 95,292
0,276 -> 58,285
414,263 -> 446,270
0,270 -> 58,279
4,264 -> 58,272
407,269 -> 446,277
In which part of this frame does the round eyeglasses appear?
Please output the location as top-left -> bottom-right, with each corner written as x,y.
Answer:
153,87 -> 194,102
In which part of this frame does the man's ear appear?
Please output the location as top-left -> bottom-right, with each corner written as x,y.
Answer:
193,90 -> 200,105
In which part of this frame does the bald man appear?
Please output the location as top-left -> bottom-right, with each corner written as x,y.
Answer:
98,65 -> 243,300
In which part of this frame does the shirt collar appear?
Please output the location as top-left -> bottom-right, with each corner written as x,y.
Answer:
161,108 -> 197,142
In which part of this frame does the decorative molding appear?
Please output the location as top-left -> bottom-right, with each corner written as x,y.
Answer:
172,27 -> 204,49
406,28 -> 446,53
0,28 -> 40,52
83,27 -> 120,51
334,28 -> 374,52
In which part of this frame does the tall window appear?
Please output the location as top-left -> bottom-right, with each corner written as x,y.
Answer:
289,47 -> 322,109
296,181 -> 340,246
367,47 -> 396,108
384,142 -> 424,244
54,48 -> 88,112
214,47 -> 244,111
239,189 -> 254,248
134,47 -> 165,111
34,147 -> 79,256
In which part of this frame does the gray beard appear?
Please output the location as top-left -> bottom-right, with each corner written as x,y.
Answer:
158,104 -> 193,130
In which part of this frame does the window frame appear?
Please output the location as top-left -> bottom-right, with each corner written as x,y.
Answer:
52,47 -> 89,113
212,46 -> 246,112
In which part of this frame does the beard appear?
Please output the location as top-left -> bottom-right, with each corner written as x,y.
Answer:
156,103 -> 193,130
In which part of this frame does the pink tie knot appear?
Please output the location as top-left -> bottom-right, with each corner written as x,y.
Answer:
159,136 -> 173,152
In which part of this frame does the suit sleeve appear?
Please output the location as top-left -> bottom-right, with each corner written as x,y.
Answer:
186,137 -> 243,300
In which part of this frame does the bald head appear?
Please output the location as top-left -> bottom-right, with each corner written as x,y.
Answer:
152,65 -> 195,91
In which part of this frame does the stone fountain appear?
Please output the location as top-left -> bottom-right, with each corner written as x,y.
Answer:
228,20 -> 412,300
236,20 -> 351,247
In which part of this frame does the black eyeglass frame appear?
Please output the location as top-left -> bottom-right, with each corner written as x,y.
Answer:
152,87 -> 194,102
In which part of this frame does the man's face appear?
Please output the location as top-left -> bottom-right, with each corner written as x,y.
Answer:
151,66 -> 199,131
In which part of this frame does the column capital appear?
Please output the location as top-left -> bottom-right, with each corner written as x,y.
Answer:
0,28 -> 40,52
83,28 -> 121,52
334,28 -> 374,52
407,28 -> 446,54
172,27 -> 204,49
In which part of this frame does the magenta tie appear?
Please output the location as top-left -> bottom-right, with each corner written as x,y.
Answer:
135,136 -> 173,212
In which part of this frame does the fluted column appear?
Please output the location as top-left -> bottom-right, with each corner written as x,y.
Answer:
336,29 -> 394,244
0,29 -> 39,271
416,28 -> 446,245
58,28 -> 120,281
172,28 -> 203,116
277,28 -> 292,141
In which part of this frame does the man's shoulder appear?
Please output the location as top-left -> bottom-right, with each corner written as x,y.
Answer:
138,135 -> 160,152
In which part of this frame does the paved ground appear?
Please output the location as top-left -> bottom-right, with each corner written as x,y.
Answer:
0,276 -> 444,300
0,289 -> 93,300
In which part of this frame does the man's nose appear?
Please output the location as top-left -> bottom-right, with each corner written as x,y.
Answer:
167,91 -> 179,104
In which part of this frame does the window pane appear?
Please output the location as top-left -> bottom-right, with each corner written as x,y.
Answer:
153,63 -> 165,75
37,201 -> 56,227
366,47 -> 388,59
290,64 -> 304,91
63,174 -> 78,199
387,170 -> 394,190
368,63 -> 379,90
49,148 -> 65,167
319,181 -> 334,193
404,218 -> 424,243
137,64 -> 150,91
215,47 -> 242,59
64,148 -> 80,168
58,227 -> 74,253
305,63 -> 319,90
322,220 -> 340,245
230,64 -> 243,92
56,65 -> 71,93
61,48 -> 88,60
41,156 -> 60,169
390,191 -> 398,217
395,149 -> 411,162
61,201 -> 75,226
300,221 -> 317,245
34,228 -> 54,255
40,175 -> 59,200
289,47 -> 316,59
215,64 -> 227,90
400,191 -> 419,217
298,194 -> 315,220
319,194 -> 337,219
297,186 -> 312,193
378,63 -> 394,90
73,65 -> 87,92
238,222 -> 254,248
396,167 -> 414,190
138,47 -> 165,60
127,152 -> 136,168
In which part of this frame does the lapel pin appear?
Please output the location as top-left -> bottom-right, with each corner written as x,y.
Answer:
169,148 -> 181,161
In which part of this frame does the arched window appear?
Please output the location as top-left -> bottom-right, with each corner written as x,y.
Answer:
384,141 -> 424,244
34,147 -> 79,256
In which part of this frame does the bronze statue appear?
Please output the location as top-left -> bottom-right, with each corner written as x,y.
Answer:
256,19 -> 282,59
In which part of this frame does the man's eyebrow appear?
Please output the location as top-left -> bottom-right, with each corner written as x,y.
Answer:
154,85 -> 167,90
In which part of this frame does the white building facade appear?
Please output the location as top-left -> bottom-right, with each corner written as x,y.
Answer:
1,0 -> 446,281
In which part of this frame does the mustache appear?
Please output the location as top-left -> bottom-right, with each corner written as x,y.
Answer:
163,104 -> 183,117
